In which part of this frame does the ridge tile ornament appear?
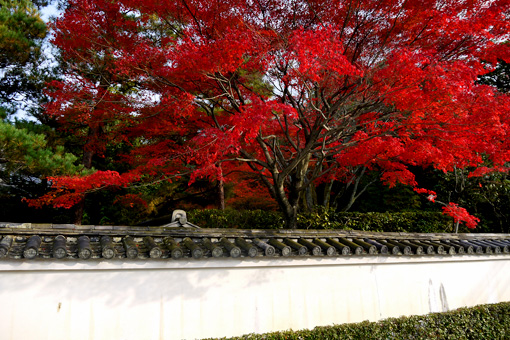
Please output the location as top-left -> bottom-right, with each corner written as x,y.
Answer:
2,210 -> 510,261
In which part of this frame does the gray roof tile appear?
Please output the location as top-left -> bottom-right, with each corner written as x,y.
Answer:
2,214 -> 510,260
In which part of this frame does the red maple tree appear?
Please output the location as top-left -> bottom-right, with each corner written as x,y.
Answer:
35,0 -> 510,228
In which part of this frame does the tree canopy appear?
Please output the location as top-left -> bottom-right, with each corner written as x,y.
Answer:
0,0 -> 47,116
34,0 -> 510,228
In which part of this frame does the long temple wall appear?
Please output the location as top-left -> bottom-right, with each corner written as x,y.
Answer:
0,255 -> 509,339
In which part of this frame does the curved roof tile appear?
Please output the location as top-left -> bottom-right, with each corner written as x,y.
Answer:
2,219 -> 510,260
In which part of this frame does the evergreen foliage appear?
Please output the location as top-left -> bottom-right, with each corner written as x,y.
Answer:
187,209 -> 454,233
204,302 -> 510,340
0,120 -> 82,223
0,0 -> 47,115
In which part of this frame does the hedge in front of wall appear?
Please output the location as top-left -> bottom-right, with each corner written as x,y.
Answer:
188,209 -> 454,233
203,302 -> 510,340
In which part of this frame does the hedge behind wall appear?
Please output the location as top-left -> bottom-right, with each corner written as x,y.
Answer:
188,209 -> 457,233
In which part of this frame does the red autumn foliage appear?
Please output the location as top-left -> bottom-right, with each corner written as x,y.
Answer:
414,188 -> 480,229
442,203 -> 480,229
113,194 -> 148,209
34,0 -> 510,228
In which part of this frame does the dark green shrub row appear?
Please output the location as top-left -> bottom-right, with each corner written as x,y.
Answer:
204,302 -> 510,340
187,209 -> 284,229
298,209 -> 457,233
188,209 -> 455,233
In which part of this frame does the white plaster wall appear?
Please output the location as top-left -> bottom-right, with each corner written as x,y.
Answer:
0,256 -> 510,340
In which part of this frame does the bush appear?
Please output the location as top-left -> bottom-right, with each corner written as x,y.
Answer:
332,211 -> 457,233
188,208 -> 456,233
188,209 -> 284,229
203,302 -> 510,339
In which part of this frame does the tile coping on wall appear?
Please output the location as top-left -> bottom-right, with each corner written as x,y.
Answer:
2,218 -> 510,261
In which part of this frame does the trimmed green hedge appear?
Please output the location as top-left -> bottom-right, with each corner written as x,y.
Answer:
188,209 -> 284,229
299,210 -> 457,233
188,209 -> 456,233
204,302 -> 510,339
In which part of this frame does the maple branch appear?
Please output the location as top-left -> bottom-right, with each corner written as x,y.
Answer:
161,16 -> 186,39
408,17 -> 433,46
196,101 -> 223,131
272,111 -> 299,152
209,72 -> 241,112
231,80 -> 246,106
180,0 -> 205,38
370,2 -> 407,66
238,149 -> 269,169
342,166 -> 377,211
149,74 -> 189,94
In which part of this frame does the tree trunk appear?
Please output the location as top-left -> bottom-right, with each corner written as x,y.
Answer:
217,177 -> 225,210
303,183 -> 315,212
72,127 -> 98,225
73,200 -> 85,225
252,140 -> 312,229
322,179 -> 334,209
216,164 -> 225,210
269,179 -> 298,229
283,202 -> 299,229
272,171 -> 306,229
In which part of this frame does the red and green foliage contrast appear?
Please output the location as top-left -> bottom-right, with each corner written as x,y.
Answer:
31,0 -> 510,228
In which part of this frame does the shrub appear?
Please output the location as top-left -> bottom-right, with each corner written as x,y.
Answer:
203,302 -> 510,339
188,208 -> 456,233
333,211 -> 457,233
188,209 -> 284,229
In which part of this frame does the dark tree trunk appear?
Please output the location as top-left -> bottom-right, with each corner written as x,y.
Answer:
73,127 -> 99,225
271,161 -> 309,229
284,202 -> 299,229
322,179 -> 334,209
216,164 -> 225,210
73,200 -> 85,225
217,176 -> 225,210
